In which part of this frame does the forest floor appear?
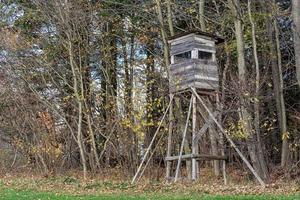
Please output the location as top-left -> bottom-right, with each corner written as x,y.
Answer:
0,168 -> 299,200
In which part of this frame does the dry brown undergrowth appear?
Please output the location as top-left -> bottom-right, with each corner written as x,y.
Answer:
0,168 -> 299,196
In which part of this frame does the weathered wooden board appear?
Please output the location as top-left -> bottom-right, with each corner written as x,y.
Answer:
170,77 -> 218,87
172,75 -> 218,84
177,79 -> 218,89
171,64 -> 217,73
170,80 -> 219,92
171,68 -> 218,78
171,66 -> 218,80
171,41 -> 215,55
169,34 -> 196,45
165,154 -> 227,161
170,59 -> 217,69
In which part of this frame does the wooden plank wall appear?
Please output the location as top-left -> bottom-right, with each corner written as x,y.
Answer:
170,61 -> 219,92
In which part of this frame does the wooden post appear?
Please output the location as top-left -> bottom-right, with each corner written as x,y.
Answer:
174,96 -> 193,182
216,92 -> 227,185
192,94 -> 198,180
207,97 -> 220,177
132,96 -> 174,184
191,88 -> 266,187
166,94 -> 174,180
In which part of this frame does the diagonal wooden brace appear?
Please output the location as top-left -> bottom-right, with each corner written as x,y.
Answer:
174,96 -> 193,182
191,87 -> 266,187
193,111 -> 219,143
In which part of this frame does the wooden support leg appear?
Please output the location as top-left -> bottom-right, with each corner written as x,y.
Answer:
184,137 -> 192,180
202,97 -> 220,177
174,96 -> 193,182
216,92 -> 227,185
192,94 -> 198,180
210,126 -> 220,176
166,94 -> 174,180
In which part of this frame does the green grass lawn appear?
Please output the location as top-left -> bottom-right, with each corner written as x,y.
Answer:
0,188 -> 299,200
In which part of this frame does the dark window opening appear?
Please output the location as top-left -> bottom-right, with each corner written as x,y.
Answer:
174,51 -> 191,63
175,51 -> 191,59
198,51 -> 212,60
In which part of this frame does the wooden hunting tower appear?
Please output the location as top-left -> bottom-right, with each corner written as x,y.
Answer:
132,31 -> 266,186
164,31 -> 226,182
169,31 -> 224,93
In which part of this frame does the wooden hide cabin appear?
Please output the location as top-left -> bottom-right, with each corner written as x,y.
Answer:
168,31 -> 224,93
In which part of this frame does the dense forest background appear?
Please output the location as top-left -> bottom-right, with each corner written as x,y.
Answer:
0,0 -> 299,183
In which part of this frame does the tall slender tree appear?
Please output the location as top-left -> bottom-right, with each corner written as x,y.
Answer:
292,0 -> 300,88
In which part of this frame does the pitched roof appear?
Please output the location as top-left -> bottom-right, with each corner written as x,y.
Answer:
168,30 -> 224,44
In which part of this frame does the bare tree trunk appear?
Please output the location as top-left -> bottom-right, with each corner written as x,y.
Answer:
67,39 -> 87,180
266,1 -> 288,168
166,0 -> 174,36
123,32 -> 137,174
248,0 -> 269,181
156,0 -> 170,78
198,0 -> 206,31
105,24 -> 118,167
228,0 -> 265,181
213,0 -> 227,182
275,20 -> 288,168
166,0 -> 174,180
293,0 -> 300,88
60,0 -> 88,179
83,86 -> 100,170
